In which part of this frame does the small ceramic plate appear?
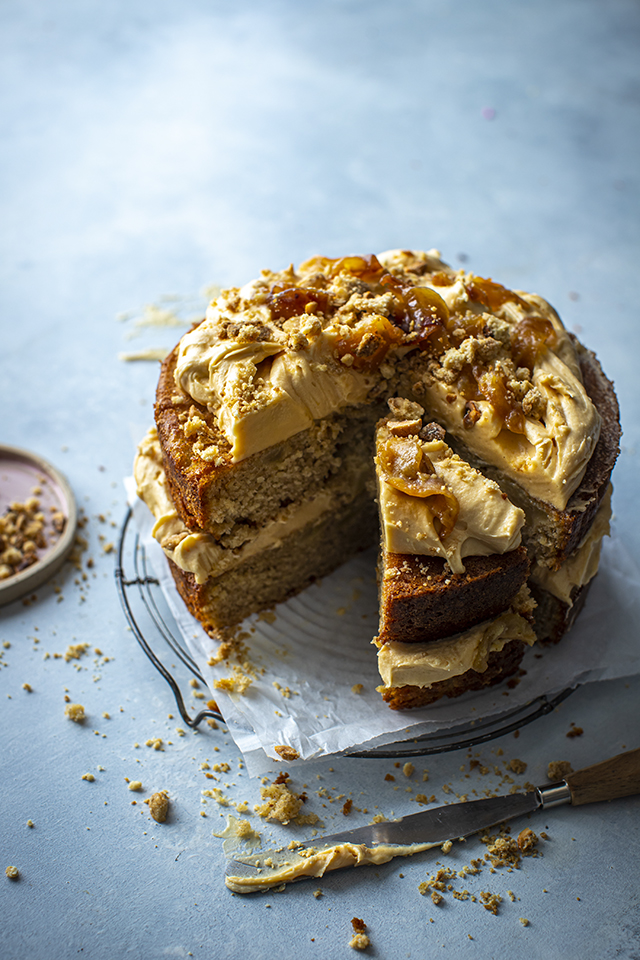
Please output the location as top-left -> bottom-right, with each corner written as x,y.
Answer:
0,445 -> 78,607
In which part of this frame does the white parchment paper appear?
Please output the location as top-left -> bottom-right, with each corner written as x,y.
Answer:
127,483 -> 640,777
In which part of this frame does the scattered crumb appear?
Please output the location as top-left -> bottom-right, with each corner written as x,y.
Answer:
313,889 -> 323,899
441,840 -> 453,854
547,760 -> 573,781
128,780 -> 143,792
342,798 -> 353,816
402,762 -> 415,778
520,917 -> 530,926
81,773 -> 95,782
567,724 -> 584,739
22,683 -> 33,692
351,684 -> 363,694
65,703 -> 86,723
517,829 -> 538,853
480,891 -> 502,915
255,773 -> 316,825
5,865 -> 19,880
64,643 -> 89,662
506,758 -> 527,774
350,918 -> 370,951
146,790 -> 170,823
26,820 -> 34,828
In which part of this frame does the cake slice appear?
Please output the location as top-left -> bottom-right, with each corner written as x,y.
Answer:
373,398 -> 536,708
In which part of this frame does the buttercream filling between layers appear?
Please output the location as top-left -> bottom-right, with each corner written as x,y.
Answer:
134,427 -> 361,584
377,610 -> 536,689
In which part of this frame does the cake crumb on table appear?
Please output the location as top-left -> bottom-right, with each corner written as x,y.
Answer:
146,790 -> 170,823
81,773 -> 95,782
255,773 -> 317,825
65,703 -> 86,723
480,891 -> 502,914
506,758 -> 527,774
517,828 -> 538,853
5,865 -> 19,880
128,780 -> 143,792
350,918 -> 370,950
547,760 -> 573,781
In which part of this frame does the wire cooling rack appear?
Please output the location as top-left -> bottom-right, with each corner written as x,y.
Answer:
115,506 -> 577,758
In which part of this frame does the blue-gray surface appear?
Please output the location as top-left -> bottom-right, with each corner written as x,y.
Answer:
1,1 -> 639,958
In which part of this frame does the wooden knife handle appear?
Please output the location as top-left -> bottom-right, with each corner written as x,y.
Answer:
565,747 -> 640,805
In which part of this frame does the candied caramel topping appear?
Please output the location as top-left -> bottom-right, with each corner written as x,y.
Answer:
376,432 -> 459,540
167,248 -> 599,508
376,402 -> 524,570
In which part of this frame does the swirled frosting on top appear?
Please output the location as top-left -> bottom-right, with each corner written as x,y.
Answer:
375,408 -> 525,574
174,250 -> 600,510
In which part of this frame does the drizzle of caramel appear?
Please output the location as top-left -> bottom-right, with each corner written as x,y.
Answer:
382,275 -> 450,342
378,434 -> 459,540
465,276 -> 528,312
268,286 -> 329,320
296,254 -> 452,370
473,366 -> 525,434
510,315 -> 557,369
335,315 -> 404,370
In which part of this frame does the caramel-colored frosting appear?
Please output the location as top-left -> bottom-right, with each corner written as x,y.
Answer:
173,250 -> 598,510
376,410 -> 524,574
377,610 -> 536,689
225,839 -> 439,893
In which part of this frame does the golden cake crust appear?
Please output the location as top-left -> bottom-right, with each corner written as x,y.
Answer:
377,548 -> 530,645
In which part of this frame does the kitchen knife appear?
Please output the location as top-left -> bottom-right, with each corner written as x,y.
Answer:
225,746 -> 640,893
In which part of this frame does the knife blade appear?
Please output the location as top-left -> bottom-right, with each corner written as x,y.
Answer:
224,746 -> 640,893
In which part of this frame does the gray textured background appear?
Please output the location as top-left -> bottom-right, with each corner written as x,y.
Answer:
1,2 -> 639,958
